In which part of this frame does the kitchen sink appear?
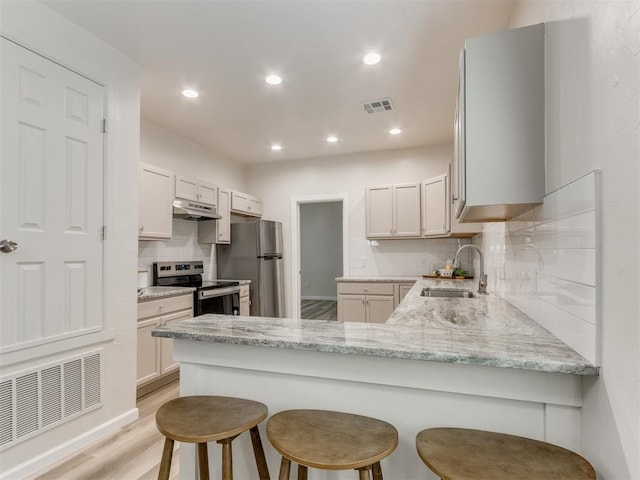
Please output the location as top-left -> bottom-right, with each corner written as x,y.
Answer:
421,287 -> 475,298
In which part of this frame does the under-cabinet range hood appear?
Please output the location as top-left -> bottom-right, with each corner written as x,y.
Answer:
172,199 -> 221,221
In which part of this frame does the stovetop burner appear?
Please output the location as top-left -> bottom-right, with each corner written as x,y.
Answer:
152,261 -> 239,290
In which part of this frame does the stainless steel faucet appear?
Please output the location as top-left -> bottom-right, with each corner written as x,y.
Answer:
454,244 -> 487,294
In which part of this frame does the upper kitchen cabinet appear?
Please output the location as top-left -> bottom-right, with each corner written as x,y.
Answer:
198,187 -> 231,244
139,163 -> 174,240
366,183 -> 421,239
175,175 -> 217,206
231,190 -> 263,217
421,174 -> 449,237
454,23 -> 545,223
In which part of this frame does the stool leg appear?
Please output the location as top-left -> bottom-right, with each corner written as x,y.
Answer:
297,464 -> 308,480
372,462 -> 383,480
357,466 -> 370,480
249,426 -> 271,480
278,457 -> 291,480
197,442 -> 210,480
158,437 -> 174,480
221,439 -> 232,480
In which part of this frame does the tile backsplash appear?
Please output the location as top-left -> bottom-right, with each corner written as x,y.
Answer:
348,237 -> 473,277
478,171 -> 600,364
138,219 -> 213,283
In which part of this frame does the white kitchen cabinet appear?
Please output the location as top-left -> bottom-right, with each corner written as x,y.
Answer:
136,293 -> 193,394
455,23 -> 545,223
198,187 -> 231,244
337,282 -> 395,323
422,174 -> 449,237
231,191 -> 263,217
175,175 -> 217,206
138,163 -> 174,240
366,183 -> 421,239
239,284 -> 250,316
395,283 -> 415,308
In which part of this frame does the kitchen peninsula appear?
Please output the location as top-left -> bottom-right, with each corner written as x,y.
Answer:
153,278 -> 597,479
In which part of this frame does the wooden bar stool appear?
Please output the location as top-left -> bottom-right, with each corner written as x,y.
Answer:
155,396 -> 271,480
266,409 -> 398,480
416,427 -> 596,480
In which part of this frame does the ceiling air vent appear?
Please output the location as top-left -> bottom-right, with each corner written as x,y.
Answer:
362,97 -> 394,114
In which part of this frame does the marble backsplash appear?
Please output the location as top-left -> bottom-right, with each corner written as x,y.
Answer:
477,171 -> 599,364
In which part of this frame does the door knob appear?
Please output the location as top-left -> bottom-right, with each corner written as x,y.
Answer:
0,239 -> 18,253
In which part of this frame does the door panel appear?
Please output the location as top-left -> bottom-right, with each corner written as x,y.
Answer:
1,38 -> 105,348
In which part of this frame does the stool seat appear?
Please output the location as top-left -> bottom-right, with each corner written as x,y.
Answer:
416,428 -> 596,480
267,409 -> 397,479
156,395 -> 268,443
156,396 -> 270,480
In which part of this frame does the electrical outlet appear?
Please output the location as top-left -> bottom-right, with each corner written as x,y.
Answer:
360,259 -> 367,268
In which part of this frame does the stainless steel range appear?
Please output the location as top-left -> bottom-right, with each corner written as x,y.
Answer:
152,261 -> 240,316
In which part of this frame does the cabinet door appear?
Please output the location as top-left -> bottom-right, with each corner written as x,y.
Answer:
393,184 -> 421,237
240,296 -> 250,316
422,174 -> 449,236
366,296 -> 395,324
159,310 -> 192,375
338,295 -> 366,322
137,318 -> 160,385
216,188 -> 231,243
366,186 -> 393,238
175,175 -> 198,202
139,164 -> 173,240
395,283 -> 415,307
198,182 -> 217,206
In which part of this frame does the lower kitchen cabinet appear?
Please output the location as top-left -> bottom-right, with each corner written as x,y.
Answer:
239,284 -> 250,316
337,282 -> 395,323
136,293 -> 193,396
395,282 -> 415,308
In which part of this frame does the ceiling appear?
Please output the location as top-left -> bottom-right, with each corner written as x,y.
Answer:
42,0 -> 514,164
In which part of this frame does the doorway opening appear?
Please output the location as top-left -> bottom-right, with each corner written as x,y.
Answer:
291,194 -> 349,320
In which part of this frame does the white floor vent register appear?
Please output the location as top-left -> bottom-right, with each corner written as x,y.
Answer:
0,350 -> 102,450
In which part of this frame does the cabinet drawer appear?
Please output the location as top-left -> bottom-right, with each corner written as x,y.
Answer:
138,294 -> 193,320
337,282 -> 394,295
239,285 -> 250,298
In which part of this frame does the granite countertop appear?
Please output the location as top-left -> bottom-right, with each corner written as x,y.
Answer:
138,286 -> 195,301
336,276 -> 419,283
153,278 -> 598,376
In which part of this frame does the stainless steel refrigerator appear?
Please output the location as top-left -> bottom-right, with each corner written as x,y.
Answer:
217,220 -> 284,317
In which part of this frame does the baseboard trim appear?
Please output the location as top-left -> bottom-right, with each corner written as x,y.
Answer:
4,408 -> 139,480
301,296 -> 337,301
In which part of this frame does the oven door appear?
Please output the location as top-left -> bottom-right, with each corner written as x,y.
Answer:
196,286 -> 240,316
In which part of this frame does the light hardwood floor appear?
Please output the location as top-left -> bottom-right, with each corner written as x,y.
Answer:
31,381 -> 180,480
300,300 -> 337,321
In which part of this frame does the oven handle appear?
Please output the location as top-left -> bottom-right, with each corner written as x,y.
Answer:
198,286 -> 241,300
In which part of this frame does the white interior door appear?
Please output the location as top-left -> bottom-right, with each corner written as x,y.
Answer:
0,38 -> 105,349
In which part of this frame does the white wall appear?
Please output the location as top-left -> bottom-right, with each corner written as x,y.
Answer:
141,119 -> 246,191
300,202 -> 343,300
480,2 -> 640,477
138,120 -> 247,278
246,144 -> 471,316
0,1 -> 140,477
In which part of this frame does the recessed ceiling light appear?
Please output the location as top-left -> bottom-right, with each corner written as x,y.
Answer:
363,52 -> 381,65
389,128 -> 402,135
326,136 -> 338,143
271,144 -> 282,151
182,89 -> 199,98
265,75 -> 282,85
